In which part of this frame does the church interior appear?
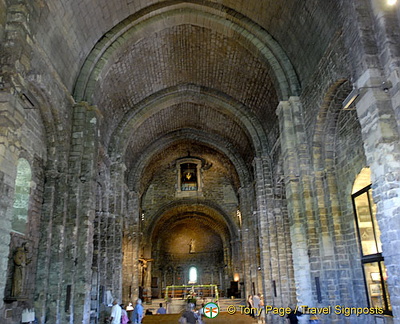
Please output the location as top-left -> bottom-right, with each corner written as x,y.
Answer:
1,0 -> 400,323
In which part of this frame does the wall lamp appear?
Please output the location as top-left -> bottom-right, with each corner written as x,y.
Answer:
342,81 -> 392,110
19,90 -> 39,109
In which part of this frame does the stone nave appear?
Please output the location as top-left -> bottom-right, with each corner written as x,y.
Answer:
1,0 -> 400,323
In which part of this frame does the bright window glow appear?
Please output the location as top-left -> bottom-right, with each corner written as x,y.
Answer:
388,0 -> 397,5
12,158 -> 31,234
189,267 -> 197,283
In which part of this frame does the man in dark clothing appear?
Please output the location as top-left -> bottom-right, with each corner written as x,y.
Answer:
286,307 -> 302,324
181,303 -> 197,324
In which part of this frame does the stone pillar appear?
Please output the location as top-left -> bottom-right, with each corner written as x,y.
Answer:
238,185 -> 257,298
69,103 -> 100,323
122,190 -> 140,304
253,156 -> 296,323
107,161 -> 127,301
354,69 -> 400,321
35,102 -> 100,324
253,157 -> 273,298
276,97 -> 314,307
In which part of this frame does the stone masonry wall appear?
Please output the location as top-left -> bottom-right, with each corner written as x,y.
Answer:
141,162 -> 238,225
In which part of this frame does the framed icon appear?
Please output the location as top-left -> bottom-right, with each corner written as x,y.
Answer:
370,272 -> 380,282
370,283 -> 381,297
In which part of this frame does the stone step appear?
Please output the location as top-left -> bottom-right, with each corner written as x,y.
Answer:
142,297 -> 247,315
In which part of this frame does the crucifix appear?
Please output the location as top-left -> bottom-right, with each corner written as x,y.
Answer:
138,256 -> 154,287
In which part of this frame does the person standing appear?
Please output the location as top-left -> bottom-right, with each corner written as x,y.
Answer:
259,294 -> 266,324
110,300 -> 122,324
195,304 -> 204,324
120,304 -> 129,324
131,298 -> 144,324
286,306 -> 302,324
253,293 -> 260,319
180,303 -> 197,324
247,295 -> 254,318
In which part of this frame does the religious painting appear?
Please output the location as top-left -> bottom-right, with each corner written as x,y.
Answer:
181,163 -> 198,191
370,283 -> 381,297
360,227 -> 374,241
357,205 -> 371,222
370,272 -> 381,282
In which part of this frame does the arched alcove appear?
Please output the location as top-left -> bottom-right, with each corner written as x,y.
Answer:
352,167 -> 392,315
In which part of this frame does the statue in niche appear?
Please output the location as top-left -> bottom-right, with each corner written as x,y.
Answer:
138,256 -> 154,286
11,242 -> 31,297
188,239 -> 195,254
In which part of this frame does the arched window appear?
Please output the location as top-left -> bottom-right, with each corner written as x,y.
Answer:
188,266 -> 197,284
12,158 -> 31,234
352,168 -> 391,315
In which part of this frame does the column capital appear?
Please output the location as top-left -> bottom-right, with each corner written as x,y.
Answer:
276,96 -> 301,117
73,101 -> 103,119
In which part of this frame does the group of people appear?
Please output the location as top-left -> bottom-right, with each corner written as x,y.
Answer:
109,300 -> 129,324
109,299 -> 167,324
247,293 -> 265,323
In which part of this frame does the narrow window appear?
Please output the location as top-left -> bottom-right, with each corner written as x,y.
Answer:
352,176 -> 391,315
188,266 -> 197,284
12,158 -> 31,234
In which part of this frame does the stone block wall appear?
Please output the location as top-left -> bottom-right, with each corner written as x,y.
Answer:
141,162 -> 238,224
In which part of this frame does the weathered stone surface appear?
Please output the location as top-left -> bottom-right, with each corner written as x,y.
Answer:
0,1 -> 400,324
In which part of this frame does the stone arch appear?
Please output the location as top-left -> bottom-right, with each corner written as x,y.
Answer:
143,199 -> 237,294
310,79 -> 368,306
146,199 -> 238,242
109,85 -> 270,160
312,79 -> 352,171
73,1 -> 300,102
127,128 -> 252,194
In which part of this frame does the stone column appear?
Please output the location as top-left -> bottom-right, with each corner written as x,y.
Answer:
67,102 -> 100,323
238,186 -> 256,299
276,97 -> 314,307
253,156 -> 296,323
253,157 -> 273,299
354,69 -> 400,321
122,190 -> 140,304
107,161 -> 127,301
34,102 -> 100,324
